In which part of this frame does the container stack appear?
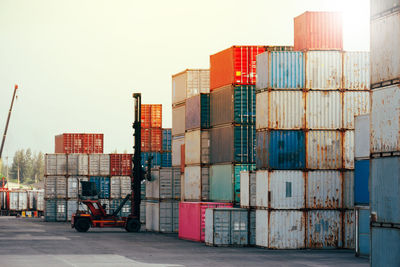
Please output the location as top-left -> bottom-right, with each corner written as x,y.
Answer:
370,1 -> 400,265
249,11 -> 370,249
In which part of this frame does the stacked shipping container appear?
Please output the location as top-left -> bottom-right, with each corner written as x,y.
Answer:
247,11 -> 370,249
369,1 -> 400,265
0,189 -> 44,216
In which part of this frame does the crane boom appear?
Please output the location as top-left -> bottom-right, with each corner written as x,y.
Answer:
0,84 -> 18,159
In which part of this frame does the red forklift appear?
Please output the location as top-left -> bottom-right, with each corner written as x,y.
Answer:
71,93 -> 151,232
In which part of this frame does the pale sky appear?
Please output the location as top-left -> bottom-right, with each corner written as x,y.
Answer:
0,0 -> 370,164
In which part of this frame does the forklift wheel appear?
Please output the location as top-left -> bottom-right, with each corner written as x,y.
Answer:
75,219 -> 90,232
125,219 -> 141,232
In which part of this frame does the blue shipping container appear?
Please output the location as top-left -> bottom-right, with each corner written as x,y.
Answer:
89,176 -> 110,199
256,130 -> 306,170
358,208 -> 370,257
371,227 -> 400,266
234,125 -> 256,163
141,152 -> 161,169
234,164 -> 256,204
161,152 -> 172,167
370,156 -> 400,224
269,51 -> 305,89
355,160 -> 369,205
162,129 -> 172,151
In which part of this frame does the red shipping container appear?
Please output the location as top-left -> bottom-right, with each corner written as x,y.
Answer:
141,105 -> 151,128
210,46 -> 266,90
294,11 -> 343,51
141,104 -> 162,129
141,129 -> 151,152
55,133 -> 103,154
178,202 -> 233,242
141,128 -> 162,152
180,144 -> 185,173
110,154 -> 132,176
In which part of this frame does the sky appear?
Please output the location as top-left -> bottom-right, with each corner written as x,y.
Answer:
0,0 -> 370,165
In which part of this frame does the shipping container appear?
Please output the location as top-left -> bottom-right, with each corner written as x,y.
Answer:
210,46 -> 266,90
8,191 -> 18,210
0,190 -> 7,210
89,176 -> 110,199
255,91 -> 268,130
239,171 -> 256,208
172,104 -> 186,136
210,85 -> 255,126
183,166 -> 209,201
146,168 -> 180,200
256,51 -> 305,91
141,152 -> 161,169
269,210 -> 306,249
27,190 -> 34,210
88,154 -> 110,176
162,129 -> 172,151
45,154 -> 67,176
209,164 -> 255,203
172,69 -> 210,105
205,208 -> 248,247
269,171 -> 305,209
343,52 -> 370,90
371,85 -> 400,154
355,206 -> 370,257
343,171 -> 354,209
343,92 -> 370,130
307,210 -> 342,248
370,156 -> 400,224
355,160 -> 369,205
256,130 -> 306,170
141,104 -> 162,128
140,201 -> 146,224
45,176 -> 67,199
67,176 -> 88,199
185,130 -> 210,165
55,133 -> 104,154
180,144 -> 185,173
210,125 -> 256,164
67,154 -> 88,176
99,199 -> 110,214
306,91 -> 341,129
110,176 -> 131,199
371,227 -> 400,266
145,200 -> 179,233
370,13 -> 400,86
371,0 -> 400,19
185,94 -> 210,131
249,209 -> 256,246
67,200 -> 77,221
178,202 -> 233,242
172,136 -> 184,167
255,209 -> 269,247
141,128 -> 162,152
294,12 -> 343,51
344,210 -> 355,249
161,152 -> 172,167
256,170 -> 268,209
45,199 -> 67,222
306,130 -> 342,169
306,171 -> 342,209
110,154 -> 132,176
343,130 -> 355,169
11,191 -> 28,211
305,51 -> 342,90
355,114 -> 370,159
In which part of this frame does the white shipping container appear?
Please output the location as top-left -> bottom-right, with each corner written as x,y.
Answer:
355,114 -> 370,159
185,130 -> 210,165
67,154 -> 88,176
307,171 -> 342,209
146,200 -> 179,233
343,91 -> 370,129
269,210 -> 305,249
306,131 -> 342,169
256,91 -> 268,130
110,176 -> 121,199
306,51 -> 342,90
18,192 -> 28,211
256,170 -> 268,209
343,51 -> 370,90
172,105 -> 186,136
183,166 -> 209,201
172,69 -> 209,105
67,176 -> 88,199
269,91 -> 305,129
306,91 -> 341,129
9,192 -> 18,210
255,209 -> 269,247
371,85 -> 400,154
120,176 -> 131,198
36,190 -> 44,211
269,171 -> 305,209
256,52 -> 268,90
344,131 -> 355,169
45,176 -> 67,199
146,168 -> 178,200
240,171 -> 250,207
67,200 -> 78,221
343,171 -> 354,209
89,154 -> 110,176
172,136 -> 184,167
45,154 -> 67,176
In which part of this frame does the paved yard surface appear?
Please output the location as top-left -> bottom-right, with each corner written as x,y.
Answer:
0,217 -> 369,267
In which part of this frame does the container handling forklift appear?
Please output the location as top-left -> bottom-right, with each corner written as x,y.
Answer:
71,93 -> 151,232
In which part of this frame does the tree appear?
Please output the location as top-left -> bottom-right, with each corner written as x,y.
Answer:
10,149 -> 44,184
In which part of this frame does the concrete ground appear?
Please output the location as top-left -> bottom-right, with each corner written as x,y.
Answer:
0,217 -> 369,267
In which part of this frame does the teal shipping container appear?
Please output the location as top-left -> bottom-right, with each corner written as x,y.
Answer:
371,227 -> 400,266
45,199 -> 67,222
162,129 -> 172,151
356,207 -> 370,257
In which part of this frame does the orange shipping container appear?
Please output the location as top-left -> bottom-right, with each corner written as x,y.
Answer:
141,104 -> 162,128
294,12 -> 343,51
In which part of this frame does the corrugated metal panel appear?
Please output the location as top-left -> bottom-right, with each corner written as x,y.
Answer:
67,200 -> 78,221
269,51 -> 305,89
370,157 -> 400,224
306,130 -> 342,169
370,13 -> 400,86
307,171 -> 342,209
256,170 -> 268,209
343,52 -> 370,90
256,52 -> 268,90
357,207 -> 370,256
146,168 -> 175,200
210,164 -> 233,202
45,154 -> 67,176
88,154 -> 110,176
255,209 -> 269,247
67,176 -> 88,199
355,114 -> 370,159
205,208 -> 248,246
343,91 -> 370,129
269,91 -> 305,129
240,171 -> 250,207
172,104 -> 186,136
306,91 -> 341,129
201,167 -> 210,201
234,164 -> 255,204
371,85 -> 400,153
343,171 -> 354,209
89,176 -> 110,199
371,227 -> 400,266
172,136 -> 184,167
269,210 -> 306,249
18,192 -> 28,211
56,199 -> 67,222
185,130 -> 210,165
371,0 -> 400,19
269,171 -> 305,209
185,94 -> 210,131
187,69 -> 210,98
172,71 -> 187,105
344,210 -> 355,249
249,209 -> 256,246
184,166 -> 202,201
256,131 -> 268,169
162,129 -> 172,151
256,91 -> 268,130
146,200 -> 159,232
355,160 -> 370,205
45,176 -> 67,199
9,192 -> 18,210
306,51 -> 342,90
307,210 -> 342,248
67,154 -> 88,176
343,130 -> 355,169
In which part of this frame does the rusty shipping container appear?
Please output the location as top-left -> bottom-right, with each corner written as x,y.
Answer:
306,130 -> 342,169
307,210 -> 342,248
306,171 -> 342,209
342,91 -> 370,129
269,210 -> 306,249
305,51 -> 342,90
269,170 -> 305,209
294,11 -> 343,51
342,51 -> 370,90
172,69 -> 210,105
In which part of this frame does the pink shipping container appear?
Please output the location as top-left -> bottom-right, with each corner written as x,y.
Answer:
179,202 -> 233,242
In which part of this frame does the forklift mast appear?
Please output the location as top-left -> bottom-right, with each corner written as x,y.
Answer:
132,93 -> 143,219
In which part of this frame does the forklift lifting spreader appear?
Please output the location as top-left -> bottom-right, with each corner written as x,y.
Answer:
71,93 -> 151,232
